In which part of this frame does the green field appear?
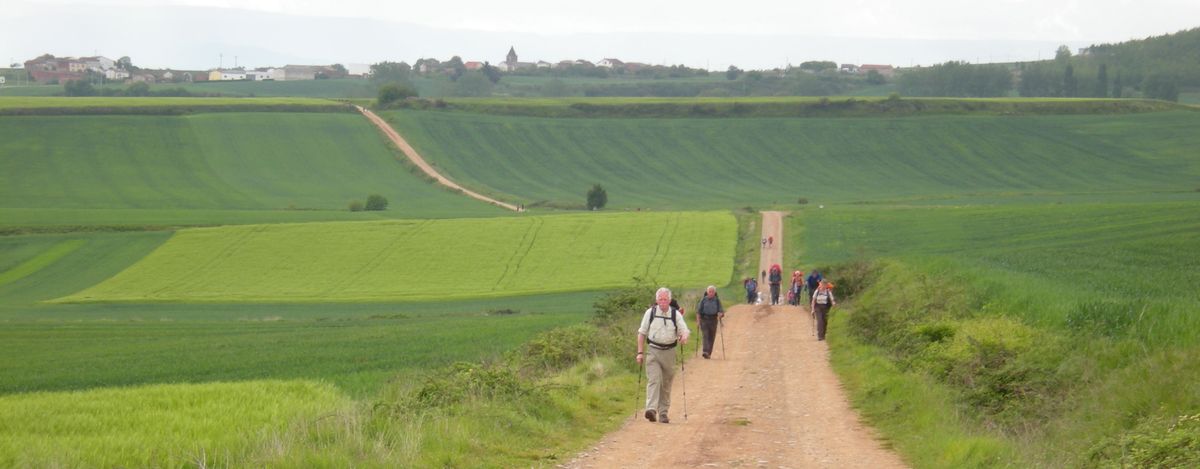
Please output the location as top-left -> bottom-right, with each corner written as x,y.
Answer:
59,212 -> 736,303
0,96 -> 340,110
0,112 -> 505,225
7,91 -> 1200,466
790,201 -> 1200,467
0,230 -> 598,396
383,109 -> 1200,209
794,201 -> 1200,344
0,380 -> 346,468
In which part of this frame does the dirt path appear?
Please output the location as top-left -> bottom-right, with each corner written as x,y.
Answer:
562,211 -> 908,469
357,106 -> 521,212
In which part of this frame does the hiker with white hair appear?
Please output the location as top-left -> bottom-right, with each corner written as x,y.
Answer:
695,286 -> 724,359
636,287 -> 690,423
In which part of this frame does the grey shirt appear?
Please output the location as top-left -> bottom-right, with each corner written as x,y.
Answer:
696,296 -> 723,316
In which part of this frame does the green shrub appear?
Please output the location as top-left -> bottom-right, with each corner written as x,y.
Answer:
797,197 -> 809,205
591,282 -> 654,324
391,362 -> 540,412
512,324 -> 620,375
377,82 -> 418,107
364,194 -> 388,211
1088,413 -> 1200,468
348,200 -> 364,212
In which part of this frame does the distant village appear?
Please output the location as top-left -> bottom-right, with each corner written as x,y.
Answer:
14,47 -> 894,85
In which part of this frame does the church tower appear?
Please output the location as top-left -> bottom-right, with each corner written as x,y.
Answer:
506,46 -> 518,67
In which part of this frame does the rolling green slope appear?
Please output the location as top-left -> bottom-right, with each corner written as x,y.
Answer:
0,112 -> 505,225
788,201 -> 1200,467
795,201 -> 1200,343
60,212 -> 736,303
383,109 -> 1200,209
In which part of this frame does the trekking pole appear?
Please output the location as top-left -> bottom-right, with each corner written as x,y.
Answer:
636,357 -> 643,418
679,346 -> 688,421
811,308 -> 816,337
718,317 -> 726,360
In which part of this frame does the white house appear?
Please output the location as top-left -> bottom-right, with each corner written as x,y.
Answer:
82,56 -> 115,72
105,68 -> 130,80
277,65 -> 319,81
208,69 -> 247,81
597,58 -> 624,68
247,68 -> 276,81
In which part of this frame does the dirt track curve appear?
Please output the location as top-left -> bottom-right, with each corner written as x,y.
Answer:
357,106 -> 521,212
562,211 -> 908,469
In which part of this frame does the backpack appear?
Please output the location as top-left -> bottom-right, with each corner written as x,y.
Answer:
815,290 -> 832,305
646,305 -> 680,348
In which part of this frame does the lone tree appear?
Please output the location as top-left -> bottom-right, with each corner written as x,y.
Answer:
365,194 -> 389,211
586,184 -> 607,210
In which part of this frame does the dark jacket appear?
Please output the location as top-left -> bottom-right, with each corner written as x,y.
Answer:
697,295 -> 723,316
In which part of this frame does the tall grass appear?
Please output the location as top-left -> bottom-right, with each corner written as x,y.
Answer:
0,380 -> 348,468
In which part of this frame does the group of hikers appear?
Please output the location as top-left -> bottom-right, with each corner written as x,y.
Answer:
744,267 -> 827,307
635,275 -> 837,424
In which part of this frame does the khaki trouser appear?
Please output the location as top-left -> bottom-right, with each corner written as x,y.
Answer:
645,346 -> 677,416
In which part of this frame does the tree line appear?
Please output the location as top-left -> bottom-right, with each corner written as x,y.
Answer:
898,27 -> 1199,101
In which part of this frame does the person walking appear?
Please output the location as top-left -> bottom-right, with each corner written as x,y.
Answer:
805,270 -> 822,302
637,287 -> 690,423
789,270 -> 804,306
744,277 -> 758,304
810,280 -> 837,341
695,286 -> 724,359
768,264 -> 783,305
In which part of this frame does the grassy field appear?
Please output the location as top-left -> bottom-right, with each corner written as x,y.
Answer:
0,112 -> 505,225
0,229 -> 604,396
788,201 -> 1200,467
793,201 -> 1200,343
383,109 -> 1200,209
59,212 -> 736,303
0,380 -> 347,468
0,96 -> 346,113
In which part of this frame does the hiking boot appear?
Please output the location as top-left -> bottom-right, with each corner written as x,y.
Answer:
644,409 -> 656,422
660,413 -> 670,424
702,353 -> 710,359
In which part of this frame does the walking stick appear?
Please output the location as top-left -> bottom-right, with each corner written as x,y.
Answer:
811,307 -> 816,337
636,356 -> 643,418
718,317 -> 726,360
679,345 -> 688,421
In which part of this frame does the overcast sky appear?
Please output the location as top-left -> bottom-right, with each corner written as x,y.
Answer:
4,0 -> 1198,70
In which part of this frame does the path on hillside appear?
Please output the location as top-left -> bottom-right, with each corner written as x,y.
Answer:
562,211 -> 907,469
357,106 -> 521,212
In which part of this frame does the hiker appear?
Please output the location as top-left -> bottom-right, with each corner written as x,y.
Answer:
810,280 -> 837,341
744,277 -> 758,303
761,237 -> 767,248
789,270 -> 804,306
768,235 -> 774,248
695,285 -> 724,359
768,264 -> 783,305
637,287 -> 690,423
805,270 -> 822,301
